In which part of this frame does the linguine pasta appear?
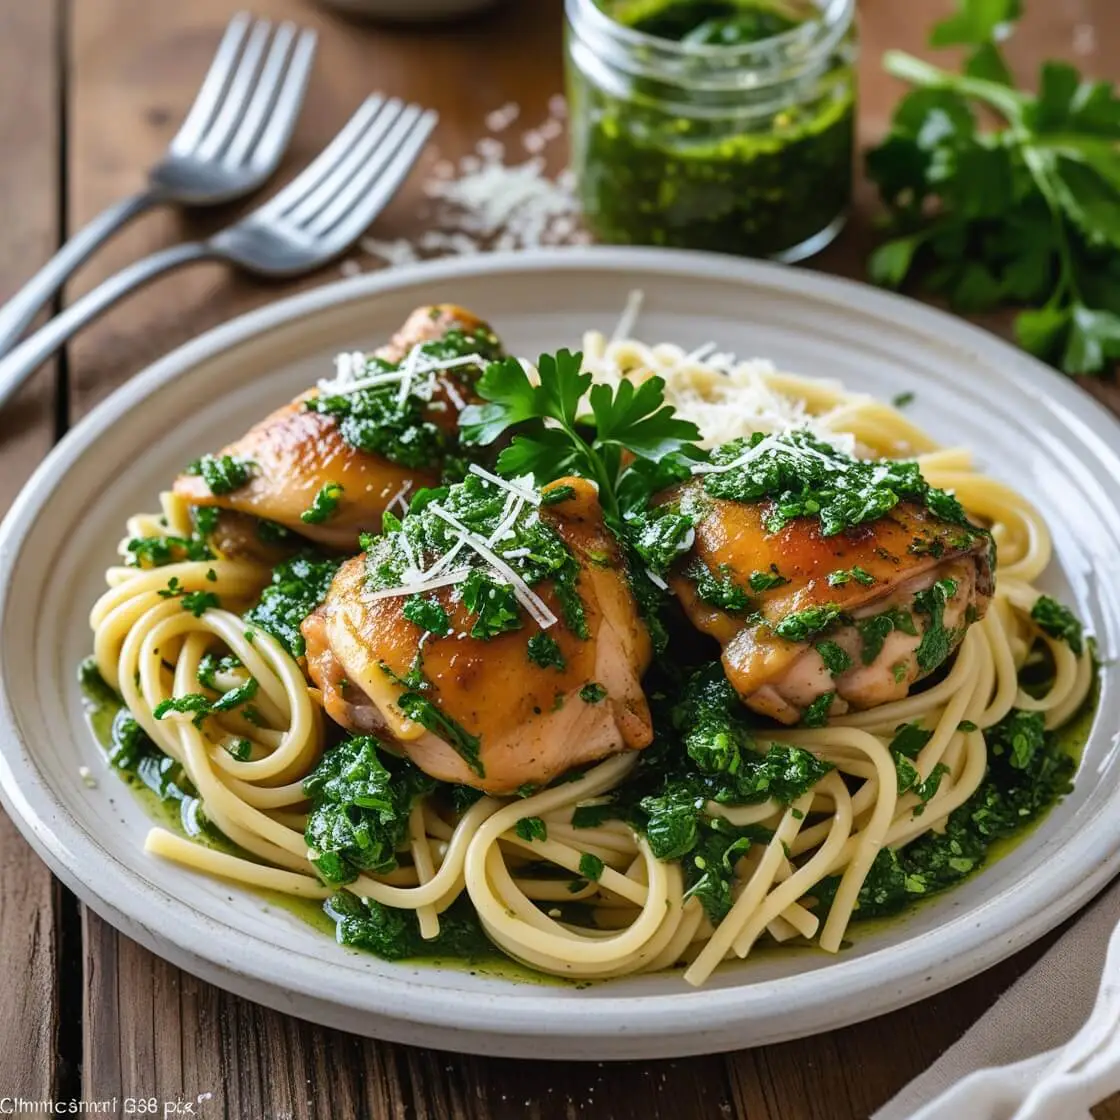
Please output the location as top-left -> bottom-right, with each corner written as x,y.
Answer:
88,334 -> 1094,986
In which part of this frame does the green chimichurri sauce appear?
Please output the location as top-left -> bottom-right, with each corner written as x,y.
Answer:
79,642 -> 1100,980
567,0 -> 857,259
77,660 -> 561,985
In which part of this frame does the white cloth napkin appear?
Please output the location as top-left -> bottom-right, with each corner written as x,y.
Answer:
874,878 -> 1120,1120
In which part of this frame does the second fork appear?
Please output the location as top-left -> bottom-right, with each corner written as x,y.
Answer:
0,96 -> 438,412
0,13 -> 316,361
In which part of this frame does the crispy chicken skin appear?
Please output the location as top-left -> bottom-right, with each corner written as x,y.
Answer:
302,478 -> 654,793
173,304 -> 491,550
666,480 -> 994,724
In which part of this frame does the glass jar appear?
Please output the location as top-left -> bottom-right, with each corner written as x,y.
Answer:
564,0 -> 858,262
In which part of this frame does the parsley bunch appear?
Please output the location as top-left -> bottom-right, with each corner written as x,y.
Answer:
868,0 -> 1120,374
459,349 -> 701,525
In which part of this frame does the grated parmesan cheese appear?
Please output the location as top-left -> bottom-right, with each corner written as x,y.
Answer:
428,504 -> 558,629
581,292 -> 862,456
367,567 -> 471,602
468,464 -> 540,505
356,95 -> 584,276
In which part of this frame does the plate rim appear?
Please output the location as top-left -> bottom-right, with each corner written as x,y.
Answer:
3,245 -> 1120,1056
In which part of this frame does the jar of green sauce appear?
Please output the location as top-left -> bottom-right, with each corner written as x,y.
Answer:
564,0 -> 858,261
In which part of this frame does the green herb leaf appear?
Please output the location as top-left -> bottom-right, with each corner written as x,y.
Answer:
1030,595 -> 1085,655
913,577 -> 960,672
461,568 -> 522,640
514,816 -> 548,843
396,690 -> 484,779
153,693 -> 212,728
527,633 -> 566,671
579,682 -> 607,704
775,604 -> 843,643
184,454 -> 254,495
402,595 -> 451,637
180,590 -> 220,618
578,852 -> 605,881
244,552 -> 342,658
300,481 -> 345,525
815,641 -> 853,675
801,691 -> 835,728
461,348 -> 700,527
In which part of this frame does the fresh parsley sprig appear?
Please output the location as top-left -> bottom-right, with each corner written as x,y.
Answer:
459,349 -> 701,524
867,0 -> 1120,375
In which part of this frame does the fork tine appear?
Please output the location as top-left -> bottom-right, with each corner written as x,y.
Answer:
285,100 -> 407,227
194,19 -> 273,161
222,22 -> 297,167
316,110 -> 438,251
304,105 -> 425,237
253,97 -> 385,220
169,12 -> 254,157
241,27 -> 317,173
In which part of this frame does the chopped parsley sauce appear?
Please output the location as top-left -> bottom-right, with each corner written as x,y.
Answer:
699,430 -> 979,539
300,481 -> 344,525
307,325 -> 502,474
184,454 -> 254,495
570,0 -> 856,259
364,472 -> 589,644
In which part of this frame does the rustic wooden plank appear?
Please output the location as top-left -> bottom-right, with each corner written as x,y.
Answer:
64,0 -> 1120,1118
0,0 -> 64,1103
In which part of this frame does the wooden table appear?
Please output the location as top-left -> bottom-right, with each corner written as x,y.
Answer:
1,1 -> 1118,1116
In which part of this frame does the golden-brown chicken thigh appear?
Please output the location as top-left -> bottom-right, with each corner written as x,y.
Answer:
302,477 -> 654,792
173,304 -> 498,550
663,474 -> 993,725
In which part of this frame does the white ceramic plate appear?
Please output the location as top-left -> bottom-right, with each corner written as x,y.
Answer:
2,248 -> 1120,1059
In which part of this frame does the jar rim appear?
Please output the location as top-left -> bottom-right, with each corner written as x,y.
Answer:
565,0 -> 854,70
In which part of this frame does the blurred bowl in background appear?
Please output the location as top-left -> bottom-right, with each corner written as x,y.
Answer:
311,0 -> 503,21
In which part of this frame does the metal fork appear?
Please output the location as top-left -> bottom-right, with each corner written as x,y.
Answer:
0,12 -> 317,359
0,97 -> 438,411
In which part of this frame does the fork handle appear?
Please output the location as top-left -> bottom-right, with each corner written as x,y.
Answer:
0,189 -> 163,359
0,240 -> 216,412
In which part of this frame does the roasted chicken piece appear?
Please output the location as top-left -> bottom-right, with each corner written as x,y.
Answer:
302,476 -> 654,792
661,445 -> 994,725
173,304 -> 500,551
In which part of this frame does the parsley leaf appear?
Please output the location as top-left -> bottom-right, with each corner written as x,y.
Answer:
303,736 -> 434,884
774,604 -> 843,643
300,481 -> 344,525
389,663 -> 484,779
828,566 -> 875,588
578,852 -> 605,881
527,633 -> 566,671
913,577 -> 960,672
460,349 -> 700,525
402,595 -> 450,637
815,640 -> 853,675
461,569 -> 521,640
579,683 -> 608,704
801,691 -> 835,728
180,590 -> 220,618
1031,595 -> 1085,655
858,608 -> 918,665
152,693 -> 212,728
184,454 -> 253,495
686,560 -> 754,614
514,816 -> 548,843
868,6 -> 1120,376
244,552 -> 342,658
